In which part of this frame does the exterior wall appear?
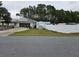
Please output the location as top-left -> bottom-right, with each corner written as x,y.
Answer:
16,21 -> 36,28
15,22 -> 36,28
15,23 -> 19,27
30,22 -> 36,28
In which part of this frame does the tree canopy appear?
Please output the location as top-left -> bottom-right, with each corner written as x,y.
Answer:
0,1 -> 12,25
20,4 -> 79,24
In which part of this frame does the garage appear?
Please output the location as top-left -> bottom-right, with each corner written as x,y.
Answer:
19,23 -> 30,27
12,18 -> 37,28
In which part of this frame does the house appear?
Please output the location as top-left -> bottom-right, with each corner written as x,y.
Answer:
0,17 -> 51,29
12,18 -> 37,28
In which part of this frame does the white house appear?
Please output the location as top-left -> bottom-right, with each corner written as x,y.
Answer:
12,18 -> 37,28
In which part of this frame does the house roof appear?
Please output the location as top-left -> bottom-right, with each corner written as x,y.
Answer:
12,18 -> 37,23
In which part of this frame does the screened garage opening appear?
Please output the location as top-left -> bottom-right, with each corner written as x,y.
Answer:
19,23 -> 30,27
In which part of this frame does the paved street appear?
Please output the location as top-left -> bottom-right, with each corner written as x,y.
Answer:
0,36 -> 79,57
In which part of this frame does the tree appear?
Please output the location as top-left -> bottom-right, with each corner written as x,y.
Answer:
0,1 -> 2,6
0,2 -> 12,26
46,5 -> 56,23
20,4 -> 79,24
3,13 -> 12,26
55,9 -> 66,23
20,8 -> 29,18
74,11 -> 79,23
36,4 -> 46,21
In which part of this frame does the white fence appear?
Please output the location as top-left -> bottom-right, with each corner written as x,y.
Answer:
36,22 -> 79,33
36,21 -> 50,29
44,24 -> 79,33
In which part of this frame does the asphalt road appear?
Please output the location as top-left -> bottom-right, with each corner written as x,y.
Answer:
0,36 -> 79,57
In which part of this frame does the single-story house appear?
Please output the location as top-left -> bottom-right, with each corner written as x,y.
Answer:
0,18 -> 51,29
11,18 -> 37,28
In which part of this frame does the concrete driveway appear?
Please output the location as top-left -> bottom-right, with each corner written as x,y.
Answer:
0,28 -> 28,36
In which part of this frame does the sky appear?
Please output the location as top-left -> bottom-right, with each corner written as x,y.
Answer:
2,1 -> 79,19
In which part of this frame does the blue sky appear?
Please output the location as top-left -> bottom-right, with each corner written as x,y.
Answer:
2,1 -> 79,19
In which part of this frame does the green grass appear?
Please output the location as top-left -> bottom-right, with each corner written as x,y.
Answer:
10,29 -> 79,36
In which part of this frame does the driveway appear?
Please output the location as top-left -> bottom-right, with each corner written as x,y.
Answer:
0,28 -> 28,36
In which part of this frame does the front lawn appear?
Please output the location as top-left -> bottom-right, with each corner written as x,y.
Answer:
10,29 -> 79,36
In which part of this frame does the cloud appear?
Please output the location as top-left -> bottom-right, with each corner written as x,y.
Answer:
69,1 -> 77,4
